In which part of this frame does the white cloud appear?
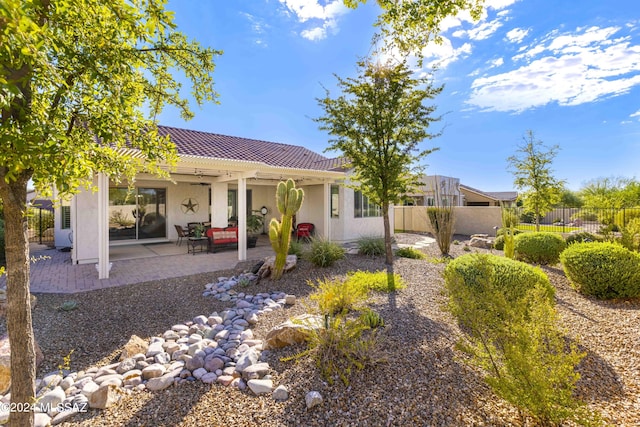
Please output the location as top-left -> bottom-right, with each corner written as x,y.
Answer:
631,110 -> 640,118
421,40 -> 473,69
506,28 -> 530,44
489,57 -> 504,68
279,0 -> 348,40
466,19 -> 504,41
466,26 -> 640,112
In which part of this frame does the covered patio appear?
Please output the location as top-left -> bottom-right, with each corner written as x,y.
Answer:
3,237 -> 275,294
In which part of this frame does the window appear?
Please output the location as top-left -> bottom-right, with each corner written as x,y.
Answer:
354,190 -> 381,218
61,206 -> 71,229
426,197 -> 435,206
330,184 -> 339,218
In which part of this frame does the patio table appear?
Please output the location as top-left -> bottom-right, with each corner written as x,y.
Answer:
187,236 -> 208,254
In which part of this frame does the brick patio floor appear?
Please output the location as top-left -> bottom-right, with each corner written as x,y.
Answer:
0,239 -> 274,294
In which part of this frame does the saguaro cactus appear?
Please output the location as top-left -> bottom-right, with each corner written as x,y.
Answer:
269,179 -> 304,280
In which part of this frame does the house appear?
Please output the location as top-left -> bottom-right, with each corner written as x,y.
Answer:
404,175 -> 464,207
56,125 -> 391,278
459,184 -> 518,207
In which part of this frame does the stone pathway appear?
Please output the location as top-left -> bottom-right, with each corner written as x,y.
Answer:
0,272 -> 293,425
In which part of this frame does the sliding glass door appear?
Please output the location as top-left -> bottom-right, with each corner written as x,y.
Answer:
109,187 -> 167,241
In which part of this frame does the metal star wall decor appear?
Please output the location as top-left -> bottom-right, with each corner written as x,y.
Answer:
181,198 -> 199,214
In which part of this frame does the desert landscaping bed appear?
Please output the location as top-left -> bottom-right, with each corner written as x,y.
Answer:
3,233 -> 639,426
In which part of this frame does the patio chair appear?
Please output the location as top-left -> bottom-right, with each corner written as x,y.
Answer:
174,224 -> 189,246
295,222 -> 315,242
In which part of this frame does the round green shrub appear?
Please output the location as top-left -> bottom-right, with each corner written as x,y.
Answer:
513,232 -> 566,265
565,232 -> 600,246
444,253 -> 555,306
560,242 -> 640,299
571,211 -> 598,222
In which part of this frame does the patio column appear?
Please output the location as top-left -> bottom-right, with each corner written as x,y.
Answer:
211,183 -> 228,227
97,172 -> 110,279
237,177 -> 247,261
323,182 -> 331,240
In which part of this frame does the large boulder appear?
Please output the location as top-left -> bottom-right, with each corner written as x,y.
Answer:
88,384 -> 124,409
0,334 -> 45,394
265,314 -> 323,349
257,255 -> 297,279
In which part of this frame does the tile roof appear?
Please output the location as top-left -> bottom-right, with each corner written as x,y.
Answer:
158,125 -> 342,171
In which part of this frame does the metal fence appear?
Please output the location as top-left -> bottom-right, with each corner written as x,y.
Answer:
27,205 -> 55,246
394,205 -> 640,236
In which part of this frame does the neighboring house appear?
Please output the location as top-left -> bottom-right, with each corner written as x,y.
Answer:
404,175 -> 464,207
459,184 -> 518,206
56,125 -> 391,278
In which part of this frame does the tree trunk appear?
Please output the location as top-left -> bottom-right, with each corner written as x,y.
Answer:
535,206 -> 540,232
0,174 -> 36,427
382,203 -> 393,266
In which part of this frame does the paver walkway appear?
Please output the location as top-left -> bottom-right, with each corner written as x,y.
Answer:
1,240 -> 274,294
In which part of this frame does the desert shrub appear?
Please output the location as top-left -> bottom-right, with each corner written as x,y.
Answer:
357,236 -> 385,256
493,235 -> 505,250
308,238 -> 345,267
283,315 -> 383,385
614,207 -> 640,228
359,308 -> 384,328
571,210 -> 598,222
553,217 -> 563,224
519,211 -> 542,224
444,254 -> 591,425
288,240 -> 304,257
560,242 -> 640,299
445,253 -> 554,306
620,217 -> 640,252
452,240 -> 460,245
565,232 -> 600,246
496,228 -> 524,237
426,206 -> 455,256
309,277 -> 369,316
514,232 -> 566,265
395,246 -> 425,259
345,270 -> 405,293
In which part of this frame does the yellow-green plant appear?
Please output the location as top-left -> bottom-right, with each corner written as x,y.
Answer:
282,315 -> 383,386
344,270 -> 405,292
268,179 -> 304,280
445,254 -> 596,425
309,277 -> 368,316
501,206 -> 518,259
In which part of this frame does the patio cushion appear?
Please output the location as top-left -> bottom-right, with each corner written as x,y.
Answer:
212,231 -> 236,241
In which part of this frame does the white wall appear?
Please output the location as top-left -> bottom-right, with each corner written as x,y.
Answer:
394,206 -> 502,236
299,185 -> 325,238
332,186 -> 390,242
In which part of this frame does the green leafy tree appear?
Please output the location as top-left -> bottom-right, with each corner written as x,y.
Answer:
507,131 -> 564,232
0,1 -> 220,425
557,188 -> 583,208
344,0 -> 485,55
580,176 -> 639,209
316,60 -> 441,266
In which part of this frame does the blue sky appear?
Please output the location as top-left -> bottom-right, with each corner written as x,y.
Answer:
160,0 -> 640,192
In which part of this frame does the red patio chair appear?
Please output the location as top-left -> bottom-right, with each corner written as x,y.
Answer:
295,222 -> 315,242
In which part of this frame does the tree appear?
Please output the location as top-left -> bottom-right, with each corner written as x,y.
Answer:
580,176 -> 640,209
507,131 -> 564,232
316,60 -> 441,266
557,188 -> 583,208
344,0 -> 485,55
0,1 -> 220,425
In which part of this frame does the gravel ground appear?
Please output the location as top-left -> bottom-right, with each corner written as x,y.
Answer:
8,234 -> 640,426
